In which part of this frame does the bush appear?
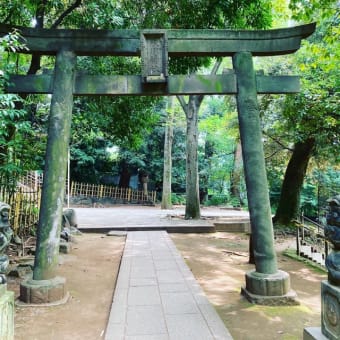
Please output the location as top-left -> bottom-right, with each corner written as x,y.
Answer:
204,194 -> 228,206
171,193 -> 186,205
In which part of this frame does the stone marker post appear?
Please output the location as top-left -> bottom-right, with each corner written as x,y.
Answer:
233,52 -> 296,304
304,195 -> 340,339
0,202 -> 14,339
20,50 -> 76,304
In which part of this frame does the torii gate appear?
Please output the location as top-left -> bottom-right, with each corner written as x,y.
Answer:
1,23 -> 315,304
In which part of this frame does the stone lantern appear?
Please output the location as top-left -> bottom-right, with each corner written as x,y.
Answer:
0,202 -> 14,340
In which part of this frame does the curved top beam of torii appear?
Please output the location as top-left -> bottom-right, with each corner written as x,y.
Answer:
0,22 -> 315,57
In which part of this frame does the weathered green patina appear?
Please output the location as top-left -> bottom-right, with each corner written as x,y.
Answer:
7,73 -> 300,96
33,50 -> 76,281
0,23 -> 315,56
233,51 -> 277,275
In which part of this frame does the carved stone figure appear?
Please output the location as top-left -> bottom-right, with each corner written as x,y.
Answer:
61,208 -> 80,242
63,208 -> 78,229
325,195 -> 340,285
0,202 -> 13,284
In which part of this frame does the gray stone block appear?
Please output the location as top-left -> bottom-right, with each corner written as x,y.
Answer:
157,269 -> 185,284
166,313 -> 214,340
303,327 -> 328,340
198,304 -> 233,339
19,276 -> 67,304
125,335 -> 169,340
161,292 -> 199,315
105,321 -> 124,340
107,230 -> 127,237
154,260 -> 178,270
126,305 -> 167,336
321,281 -> 340,340
128,286 -> 161,306
245,269 -> 290,296
0,288 -> 14,340
130,278 -> 157,287
130,265 -> 156,279
159,283 -> 189,293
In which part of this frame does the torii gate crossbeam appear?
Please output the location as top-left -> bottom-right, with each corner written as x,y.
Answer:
1,23 -> 315,305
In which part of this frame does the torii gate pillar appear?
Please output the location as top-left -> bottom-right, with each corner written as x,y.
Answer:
20,50 -> 76,304
233,52 -> 295,304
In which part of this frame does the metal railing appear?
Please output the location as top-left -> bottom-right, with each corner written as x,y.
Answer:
296,213 -> 329,266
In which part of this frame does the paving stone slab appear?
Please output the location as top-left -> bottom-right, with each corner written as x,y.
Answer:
126,305 -> 167,336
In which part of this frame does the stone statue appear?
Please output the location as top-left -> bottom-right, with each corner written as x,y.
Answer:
324,195 -> 340,285
0,202 -> 13,284
138,169 -> 149,197
61,208 -> 80,242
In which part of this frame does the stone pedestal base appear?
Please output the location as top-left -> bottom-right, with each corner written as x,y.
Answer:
241,269 -> 298,305
19,276 -> 67,304
0,285 -> 14,340
321,280 -> 340,340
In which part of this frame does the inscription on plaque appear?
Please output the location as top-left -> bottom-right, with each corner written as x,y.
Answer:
141,31 -> 168,83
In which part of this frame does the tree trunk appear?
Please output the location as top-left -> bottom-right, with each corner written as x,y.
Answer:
119,162 -> 130,188
230,141 -> 243,206
184,96 -> 202,219
177,60 -> 221,219
201,138 -> 214,203
161,98 -> 174,209
273,138 -> 316,226
0,125 -> 15,167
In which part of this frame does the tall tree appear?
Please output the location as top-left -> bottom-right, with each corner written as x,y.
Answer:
177,60 -> 221,218
0,1 -> 83,179
1,1 -> 162,182
199,96 -> 240,204
120,0 -> 272,217
161,97 -> 174,209
177,94 -> 204,218
266,5 -> 339,225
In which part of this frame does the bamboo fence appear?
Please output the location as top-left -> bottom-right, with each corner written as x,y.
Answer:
70,181 -> 157,204
0,174 -> 156,237
0,185 -> 41,237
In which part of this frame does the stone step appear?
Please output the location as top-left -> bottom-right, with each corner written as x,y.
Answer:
299,245 -> 325,266
214,220 -> 250,233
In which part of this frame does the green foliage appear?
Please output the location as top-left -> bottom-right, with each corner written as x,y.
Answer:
199,96 -> 243,201
260,7 -> 339,224
62,0 -> 125,29
120,0 -> 273,73
289,0 -> 339,22
121,0 -> 272,29
0,30 -> 35,183
204,194 -> 228,206
282,16 -> 339,159
300,167 -> 340,218
171,193 -> 186,205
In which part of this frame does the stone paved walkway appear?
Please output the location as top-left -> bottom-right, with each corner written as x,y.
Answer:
105,231 -> 233,340
75,205 -> 249,233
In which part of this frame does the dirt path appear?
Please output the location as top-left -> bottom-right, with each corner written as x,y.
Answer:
8,231 -> 326,340
171,232 -> 326,340
9,233 -> 125,340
